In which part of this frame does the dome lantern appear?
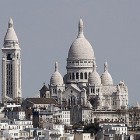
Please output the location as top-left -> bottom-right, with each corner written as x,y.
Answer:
78,18 -> 84,38
8,18 -> 13,28
55,62 -> 58,72
104,62 -> 108,72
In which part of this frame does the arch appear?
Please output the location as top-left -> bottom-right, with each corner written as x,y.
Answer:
69,73 -> 71,80
84,72 -> 87,79
91,88 -> 93,93
68,98 -> 71,106
96,88 -> 99,93
72,73 -> 75,80
76,72 -> 79,79
80,72 -> 83,79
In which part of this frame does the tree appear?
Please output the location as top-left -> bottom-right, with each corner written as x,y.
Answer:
89,97 -> 99,109
83,119 -> 100,135
50,133 -> 61,140
72,122 -> 84,132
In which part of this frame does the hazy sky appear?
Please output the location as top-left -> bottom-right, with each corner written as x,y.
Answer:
0,0 -> 140,105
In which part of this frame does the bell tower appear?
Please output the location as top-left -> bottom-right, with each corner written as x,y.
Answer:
2,18 -> 22,103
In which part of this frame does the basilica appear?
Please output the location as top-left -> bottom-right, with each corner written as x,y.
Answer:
46,18 -> 128,111
1,18 -> 129,124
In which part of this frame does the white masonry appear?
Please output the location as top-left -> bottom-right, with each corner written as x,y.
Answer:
2,18 -> 22,102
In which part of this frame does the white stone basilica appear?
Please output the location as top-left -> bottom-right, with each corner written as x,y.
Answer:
48,18 -> 128,111
1,18 -> 129,123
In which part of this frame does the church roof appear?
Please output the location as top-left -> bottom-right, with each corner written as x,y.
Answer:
40,84 -> 49,91
101,86 -> 117,95
68,18 -> 94,60
70,84 -> 81,92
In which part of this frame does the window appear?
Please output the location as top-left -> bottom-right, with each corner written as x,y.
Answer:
69,73 -> 71,79
91,88 -> 92,93
84,72 -> 87,79
72,73 -> 75,80
38,132 -> 41,135
7,54 -> 12,60
76,72 -> 79,79
80,72 -> 83,79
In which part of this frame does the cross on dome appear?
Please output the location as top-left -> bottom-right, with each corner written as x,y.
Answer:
8,18 -> 14,28
55,62 -> 58,72
104,62 -> 108,72
78,18 -> 84,38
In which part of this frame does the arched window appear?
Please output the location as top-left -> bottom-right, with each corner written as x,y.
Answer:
84,72 -> 87,79
76,72 -> 79,79
7,54 -> 12,60
72,73 -> 75,80
53,89 -> 56,93
91,88 -> 93,93
96,89 -> 99,92
69,73 -> 71,79
80,72 -> 83,79
68,98 -> 71,106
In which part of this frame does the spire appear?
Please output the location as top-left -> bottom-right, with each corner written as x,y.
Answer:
93,61 -> 97,72
104,62 -> 108,72
136,101 -> 140,108
55,62 -> 58,72
78,18 -> 84,38
4,18 -> 18,43
8,18 -> 13,28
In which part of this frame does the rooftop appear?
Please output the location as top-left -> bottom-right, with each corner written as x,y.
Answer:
25,98 -> 57,105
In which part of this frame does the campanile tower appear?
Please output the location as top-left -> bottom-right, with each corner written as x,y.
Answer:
2,18 -> 22,102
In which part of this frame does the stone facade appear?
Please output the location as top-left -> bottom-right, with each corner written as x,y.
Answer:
1,18 -> 22,103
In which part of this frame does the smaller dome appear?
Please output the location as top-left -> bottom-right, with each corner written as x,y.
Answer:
88,62 -> 101,86
101,62 -> 113,86
50,62 -> 64,86
133,101 -> 140,109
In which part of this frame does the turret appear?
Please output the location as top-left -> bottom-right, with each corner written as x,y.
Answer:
2,18 -> 22,103
101,62 -> 113,86
4,18 -> 19,48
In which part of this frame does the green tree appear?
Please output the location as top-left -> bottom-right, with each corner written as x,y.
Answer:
83,119 -> 100,135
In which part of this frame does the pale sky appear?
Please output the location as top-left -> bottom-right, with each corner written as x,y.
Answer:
0,0 -> 140,105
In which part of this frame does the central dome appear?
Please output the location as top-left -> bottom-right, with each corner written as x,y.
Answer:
68,19 -> 94,60
68,37 -> 94,60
